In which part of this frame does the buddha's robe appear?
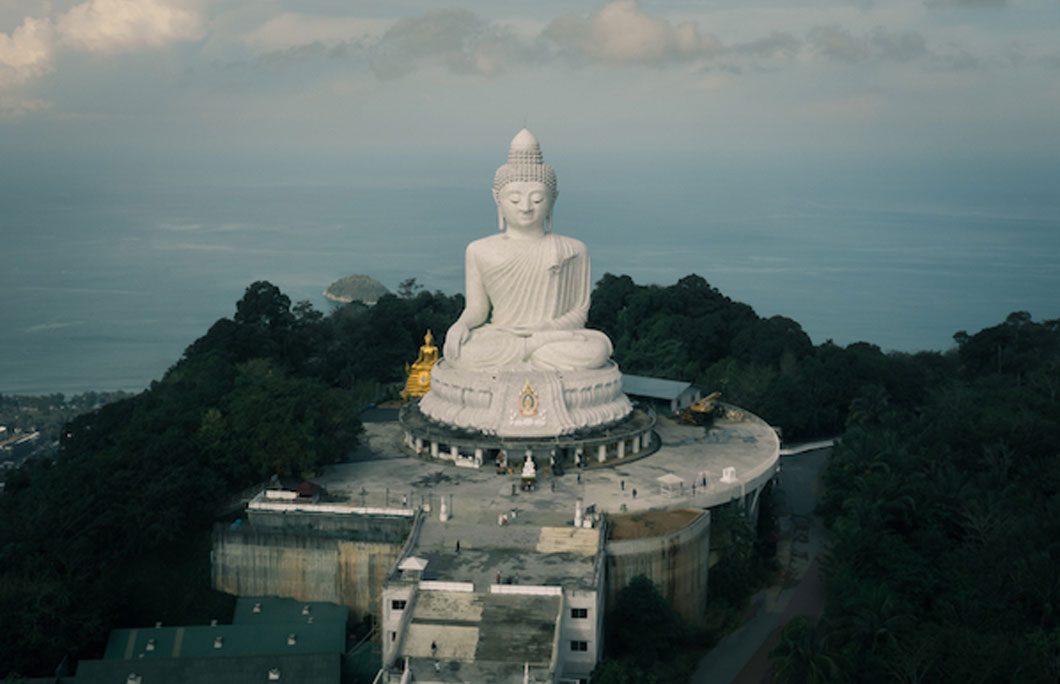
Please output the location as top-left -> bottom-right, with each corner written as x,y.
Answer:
448,233 -> 613,370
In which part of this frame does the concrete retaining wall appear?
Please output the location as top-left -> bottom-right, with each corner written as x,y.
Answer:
604,510 -> 712,626
246,508 -> 412,541
212,525 -> 406,618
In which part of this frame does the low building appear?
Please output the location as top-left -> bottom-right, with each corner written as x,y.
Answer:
621,374 -> 701,414
378,510 -> 606,684
73,597 -> 348,684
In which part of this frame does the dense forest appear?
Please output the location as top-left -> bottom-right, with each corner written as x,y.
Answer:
0,280 -> 459,676
588,273 -> 953,441
770,312 -> 1060,683
1,275 -> 1057,681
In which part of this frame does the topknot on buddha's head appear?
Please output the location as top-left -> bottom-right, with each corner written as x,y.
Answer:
493,129 -> 558,202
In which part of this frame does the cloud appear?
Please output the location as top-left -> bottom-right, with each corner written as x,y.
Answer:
57,0 -> 202,53
926,0 -> 1007,7
0,94 -> 51,117
241,12 -> 388,51
25,321 -> 86,333
258,40 -> 351,70
1,1 -> 202,92
544,0 -> 720,66
808,25 -> 927,63
726,32 -> 802,60
369,9 -> 532,79
868,27 -> 927,62
807,25 -> 867,62
0,16 -> 54,88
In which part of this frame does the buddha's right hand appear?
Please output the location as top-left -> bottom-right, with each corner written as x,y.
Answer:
444,320 -> 472,361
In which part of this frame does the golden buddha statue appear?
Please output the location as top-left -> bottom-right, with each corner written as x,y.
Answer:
402,330 -> 439,399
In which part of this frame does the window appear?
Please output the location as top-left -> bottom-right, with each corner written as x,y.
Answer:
570,607 -> 588,619
570,640 -> 588,652
390,631 -> 396,642
391,599 -> 407,610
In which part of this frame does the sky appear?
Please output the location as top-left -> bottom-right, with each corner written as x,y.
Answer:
3,0 -> 1059,170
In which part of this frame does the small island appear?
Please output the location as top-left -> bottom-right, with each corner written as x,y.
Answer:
323,274 -> 389,305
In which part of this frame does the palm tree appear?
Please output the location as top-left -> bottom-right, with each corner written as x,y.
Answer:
770,616 -> 842,684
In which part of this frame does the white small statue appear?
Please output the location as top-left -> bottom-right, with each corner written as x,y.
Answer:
442,129 -> 613,371
521,454 -> 536,479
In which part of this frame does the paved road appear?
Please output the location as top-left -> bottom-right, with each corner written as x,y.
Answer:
691,446 -> 831,684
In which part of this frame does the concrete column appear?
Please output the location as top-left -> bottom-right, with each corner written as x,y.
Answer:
430,441 -> 439,458
617,441 -> 626,459
450,445 -> 459,461
474,448 -> 483,466
415,437 -> 423,454
748,486 -> 762,521
597,444 -> 607,463
632,434 -> 641,454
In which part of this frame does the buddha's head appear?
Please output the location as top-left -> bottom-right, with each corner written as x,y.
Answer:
493,129 -> 557,234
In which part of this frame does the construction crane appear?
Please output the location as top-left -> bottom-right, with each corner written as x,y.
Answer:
676,391 -> 722,426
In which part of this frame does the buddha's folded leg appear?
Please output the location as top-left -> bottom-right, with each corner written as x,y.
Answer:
528,329 -> 613,370
448,327 -> 527,369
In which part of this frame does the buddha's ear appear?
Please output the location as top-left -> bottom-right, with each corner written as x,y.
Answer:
497,205 -> 505,232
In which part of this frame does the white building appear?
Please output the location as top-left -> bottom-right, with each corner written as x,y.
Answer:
378,513 -> 606,684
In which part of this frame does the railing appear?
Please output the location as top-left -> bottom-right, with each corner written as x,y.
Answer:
385,508 -> 426,584
420,580 -> 475,592
489,584 -> 563,596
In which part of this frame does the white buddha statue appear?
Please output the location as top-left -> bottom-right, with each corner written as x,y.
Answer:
419,129 -> 631,438
443,129 -> 612,371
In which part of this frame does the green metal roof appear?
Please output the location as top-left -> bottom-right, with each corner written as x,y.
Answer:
232,597 -> 348,626
100,598 -> 348,662
75,653 -> 340,684
103,623 -> 344,661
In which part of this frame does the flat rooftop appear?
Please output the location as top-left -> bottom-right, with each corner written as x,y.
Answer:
399,516 -> 600,589
609,509 -> 703,541
398,590 -> 561,684
622,373 -> 694,400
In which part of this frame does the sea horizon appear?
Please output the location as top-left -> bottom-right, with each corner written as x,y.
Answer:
2,153 -> 1057,397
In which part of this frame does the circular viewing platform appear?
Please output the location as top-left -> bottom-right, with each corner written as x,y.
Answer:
399,400 -> 657,470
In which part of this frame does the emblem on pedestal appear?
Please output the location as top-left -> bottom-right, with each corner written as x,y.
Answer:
519,380 -> 538,416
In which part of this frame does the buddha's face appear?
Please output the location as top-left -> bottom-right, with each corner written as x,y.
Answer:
497,181 -> 552,233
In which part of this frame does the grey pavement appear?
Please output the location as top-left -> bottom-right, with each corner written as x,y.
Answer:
313,410 -> 780,527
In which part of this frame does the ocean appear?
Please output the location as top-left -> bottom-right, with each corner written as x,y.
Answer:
2,153 -> 1057,396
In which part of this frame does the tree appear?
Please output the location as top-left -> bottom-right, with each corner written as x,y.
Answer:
397,277 -> 424,299
234,281 -> 294,331
770,617 -> 841,684
196,359 -> 362,484
607,575 -> 686,667
593,575 -> 692,684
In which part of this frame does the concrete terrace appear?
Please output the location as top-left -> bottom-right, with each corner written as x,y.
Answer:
406,519 -> 599,589
314,405 -> 780,526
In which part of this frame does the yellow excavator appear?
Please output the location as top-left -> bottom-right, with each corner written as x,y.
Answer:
677,391 -> 722,426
